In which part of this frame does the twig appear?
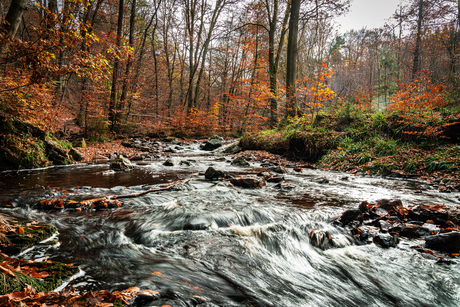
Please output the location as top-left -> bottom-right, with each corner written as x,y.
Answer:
109,179 -> 190,200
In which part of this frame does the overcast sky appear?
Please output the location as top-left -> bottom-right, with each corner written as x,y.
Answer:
335,0 -> 401,33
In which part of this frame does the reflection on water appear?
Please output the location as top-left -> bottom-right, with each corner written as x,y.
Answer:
1,152 -> 459,307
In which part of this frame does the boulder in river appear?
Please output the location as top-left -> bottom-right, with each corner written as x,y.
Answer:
204,167 -> 225,180
230,176 -> 265,188
203,138 -> 223,151
425,231 -> 460,253
110,155 -> 134,170
268,165 -> 288,174
231,156 -> 250,167
163,159 -> 174,166
222,142 -> 241,154
373,233 -> 400,248
340,209 -> 363,225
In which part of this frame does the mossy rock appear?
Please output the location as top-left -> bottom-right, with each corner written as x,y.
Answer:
0,259 -> 79,295
0,221 -> 58,255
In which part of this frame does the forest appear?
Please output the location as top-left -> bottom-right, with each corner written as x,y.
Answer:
1,0 -> 458,135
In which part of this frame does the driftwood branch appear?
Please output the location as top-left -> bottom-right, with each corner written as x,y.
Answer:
109,179 -> 190,200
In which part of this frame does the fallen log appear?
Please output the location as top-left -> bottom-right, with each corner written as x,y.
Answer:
35,179 -> 190,211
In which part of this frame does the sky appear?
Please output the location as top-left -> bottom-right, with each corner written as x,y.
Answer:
335,0 -> 401,33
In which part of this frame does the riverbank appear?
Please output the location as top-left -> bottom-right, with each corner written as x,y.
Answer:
240,108 -> 460,187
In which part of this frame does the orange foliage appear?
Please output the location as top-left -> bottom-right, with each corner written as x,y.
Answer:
387,70 -> 453,136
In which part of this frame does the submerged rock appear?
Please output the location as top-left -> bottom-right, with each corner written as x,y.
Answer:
268,165 -> 288,174
205,167 -> 225,180
110,155 -> 134,170
230,176 -> 265,188
231,156 -> 250,167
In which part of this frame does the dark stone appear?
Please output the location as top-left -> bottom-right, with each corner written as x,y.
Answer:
359,201 -> 370,212
373,233 -> 400,248
69,148 -> 84,161
447,205 -> 460,225
163,159 -> 174,166
379,220 -> 392,232
340,209 -> 363,225
309,230 -> 332,249
425,231 -> 460,253
222,143 -> 241,154
110,155 -> 134,170
183,218 -> 211,231
376,199 -> 402,211
230,176 -> 265,188
268,165 -> 288,174
231,156 -> 250,167
204,167 -> 225,180
273,183 -> 296,190
180,160 -> 191,166
203,138 -> 222,151
267,175 -> 285,183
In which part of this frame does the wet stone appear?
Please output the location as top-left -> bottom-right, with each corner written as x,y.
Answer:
203,138 -> 222,151
312,177 -> 329,184
273,183 -> 295,190
379,220 -> 392,232
268,165 -> 287,174
376,198 -> 402,212
266,174 -> 285,183
230,176 -> 265,188
340,209 -> 363,225
163,159 -> 174,166
204,167 -> 225,180
110,155 -> 134,170
425,231 -> 460,253
373,233 -> 400,248
231,156 -> 250,167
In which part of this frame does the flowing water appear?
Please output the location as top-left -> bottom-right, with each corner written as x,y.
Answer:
1,143 -> 460,307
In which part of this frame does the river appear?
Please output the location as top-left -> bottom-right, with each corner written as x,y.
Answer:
0,142 -> 459,307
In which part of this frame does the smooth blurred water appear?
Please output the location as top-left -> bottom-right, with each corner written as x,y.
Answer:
1,145 -> 459,307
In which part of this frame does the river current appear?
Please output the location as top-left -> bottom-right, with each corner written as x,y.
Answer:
0,142 -> 459,307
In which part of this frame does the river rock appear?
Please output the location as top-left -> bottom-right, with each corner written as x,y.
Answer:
69,148 -> 84,161
373,233 -> 400,248
205,167 -> 225,180
375,198 -> 402,211
447,205 -> 460,225
203,138 -> 223,151
309,230 -> 333,249
230,176 -> 265,188
312,177 -> 329,184
268,165 -> 288,174
273,183 -> 295,190
231,156 -> 250,167
110,155 -> 134,170
340,209 -> 363,225
425,231 -> 460,253
222,143 -> 241,154
163,159 -> 174,166
408,205 -> 448,224
266,174 -> 284,183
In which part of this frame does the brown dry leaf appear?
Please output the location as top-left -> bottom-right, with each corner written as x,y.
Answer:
151,271 -> 162,275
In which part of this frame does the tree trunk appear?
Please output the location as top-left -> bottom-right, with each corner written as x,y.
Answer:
412,0 -> 423,80
286,0 -> 300,118
3,0 -> 28,37
109,0 -> 124,132
119,0 -> 137,120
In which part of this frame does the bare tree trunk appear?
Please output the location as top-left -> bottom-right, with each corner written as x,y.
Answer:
412,0 -> 423,80
119,0 -> 137,123
109,0 -> 124,132
286,0 -> 300,118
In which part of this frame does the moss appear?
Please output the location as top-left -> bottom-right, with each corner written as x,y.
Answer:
0,262 -> 79,295
0,221 -> 58,255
